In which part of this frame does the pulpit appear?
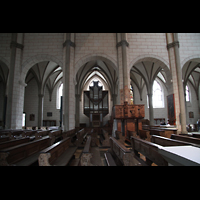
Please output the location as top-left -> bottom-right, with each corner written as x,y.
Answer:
112,101 -> 145,138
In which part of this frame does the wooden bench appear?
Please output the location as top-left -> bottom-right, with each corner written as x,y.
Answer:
0,137 -> 30,150
171,134 -> 200,146
104,152 -> 117,166
138,129 -> 151,141
35,130 -> 51,140
150,128 -> 165,136
10,130 -> 25,139
130,136 -> 168,166
109,137 -> 141,166
62,129 -> 77,145
192,133 -> 200,139
0,136 -> 50,166
80,136 -> 93,166
142,126 -> 177,138
22,130 -> 38,141
125,130 -> 138,143
75,128 -> 88,146
49,130 -> 63,144
38,137 -> 78,166
180,133 -> 200,139
100,129 -> 110,147
151,135 -> 194,147
0,136 -> 10,143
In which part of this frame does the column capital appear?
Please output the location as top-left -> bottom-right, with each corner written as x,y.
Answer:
18,80 -> 27,87
167,41 -> 179,50
116,40 -> 129,48
75,94 -> 81,101
63,39 -> 75,48
10,41 -> 24,50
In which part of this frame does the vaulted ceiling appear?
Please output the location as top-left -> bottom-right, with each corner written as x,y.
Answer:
130,61 -> 167,100
182,58 -> 200,100
25,61 -> 63,100
75,59 -> 118,95
0,61 -> 9,85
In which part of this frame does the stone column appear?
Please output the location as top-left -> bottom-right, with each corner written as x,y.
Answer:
112,94 -> 117,106
6,33 -> 25,129
112,119 -> 118,137
166,33 -> 187,134
75,94 -> 80,127
63,33 -> 75,131
116,33 -> 130,104
148,92 -> 154,126
38,94 -> 44,128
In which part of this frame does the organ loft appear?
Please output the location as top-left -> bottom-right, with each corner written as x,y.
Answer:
0,33 -> 200,166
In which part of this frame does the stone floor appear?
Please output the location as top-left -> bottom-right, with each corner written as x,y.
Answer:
70,144 -> 158,166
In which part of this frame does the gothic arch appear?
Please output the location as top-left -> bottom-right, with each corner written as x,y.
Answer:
129,54 -> 172,93
0,56 -> 10,69
181,54 -> 200,69
181,55 -> 200,100
75,53 -> 118,77
129,54 -> 170,71
20,54 -> 63,83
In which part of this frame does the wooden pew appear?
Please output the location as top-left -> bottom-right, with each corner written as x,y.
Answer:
109,137 -> 141,166
0,136 -> 10,143
35,130 -> 51,140
150,128 -> 165,137
80,136 -> 93,166
192,133 -> 200,139
104,152 -> 117,166
0,137 -> 30,150
151,135 -> 194,147
0,130 -> 12,139
171,134 -> 200,146
125,130 -> 138,144
130,136 -> 168,166
138,129 -> 151,141
22,130 -> 38,141
10,130 -> 25,139
180,133 -> 200,139
0,136 -> 50,166
38,137 -> 78,166
75,128 -> 88,147
142,125 -> 177,138
49,130 -> 63,145
101,129 -> 110,147
62,129 -> 77,146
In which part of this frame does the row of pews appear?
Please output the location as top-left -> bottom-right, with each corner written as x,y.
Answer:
103,129 -> 200,166
0,128 -> 89,166
1,126 -> 200,166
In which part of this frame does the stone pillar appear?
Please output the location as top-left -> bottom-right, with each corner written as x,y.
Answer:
38,94 -> 44,128
148,92 -> 154,126
6,33 -> 25,129
112,94 -> 117,106
63,33 -> 75,131
166,33 -> 187,134
112,119 -> 118,137
75,94 -> 80,127
116,33 -> 130,105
